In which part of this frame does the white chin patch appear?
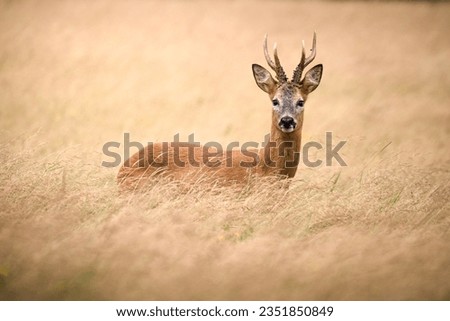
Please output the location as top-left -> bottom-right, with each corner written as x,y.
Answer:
281,127 -> 295,133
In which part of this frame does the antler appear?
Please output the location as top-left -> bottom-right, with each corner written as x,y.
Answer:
264,35 -> 288,83
292,32 -> 317,84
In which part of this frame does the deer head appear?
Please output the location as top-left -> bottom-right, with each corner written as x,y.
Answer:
252,33 -> 323,134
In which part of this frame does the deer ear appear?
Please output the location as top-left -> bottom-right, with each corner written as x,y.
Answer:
252,64 -> 277,94
302,64 -> 323,94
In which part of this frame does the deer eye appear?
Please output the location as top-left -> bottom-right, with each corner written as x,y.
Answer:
272,99 -> 280,107
296,100 -> 304,108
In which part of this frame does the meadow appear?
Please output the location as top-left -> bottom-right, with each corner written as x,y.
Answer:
0,0 -> 449,300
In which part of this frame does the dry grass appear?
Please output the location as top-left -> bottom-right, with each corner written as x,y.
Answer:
0,0 -> 449,300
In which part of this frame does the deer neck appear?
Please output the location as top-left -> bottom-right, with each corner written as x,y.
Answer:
262,118 -> 303,178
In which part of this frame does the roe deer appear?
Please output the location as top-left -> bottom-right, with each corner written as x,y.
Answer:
117,33 -> 323,190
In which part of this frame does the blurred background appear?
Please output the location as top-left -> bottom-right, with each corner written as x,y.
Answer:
1,0 -> 448,165
0,0 -> 449,300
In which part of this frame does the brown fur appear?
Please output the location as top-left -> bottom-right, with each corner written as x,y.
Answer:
117,37 -> 322,191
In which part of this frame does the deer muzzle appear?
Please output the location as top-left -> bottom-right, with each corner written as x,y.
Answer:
279,116 -> 297,133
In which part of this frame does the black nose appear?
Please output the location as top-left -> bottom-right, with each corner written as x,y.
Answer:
279,116 -> 296,129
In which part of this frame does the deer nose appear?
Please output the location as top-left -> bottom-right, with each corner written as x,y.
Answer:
279,116 -> 296,129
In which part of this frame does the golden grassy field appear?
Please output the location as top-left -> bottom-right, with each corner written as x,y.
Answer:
0,0 -> 449,300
